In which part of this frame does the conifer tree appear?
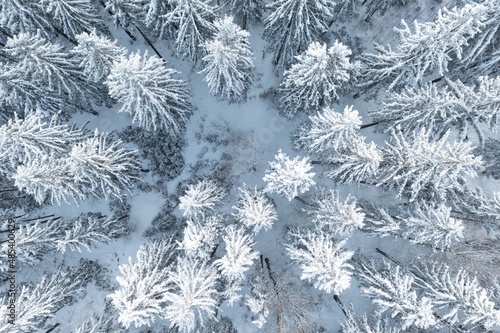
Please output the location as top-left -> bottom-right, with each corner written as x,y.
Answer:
178,180 -> 226,219
359,3 -> 488,90
42,0 -> 106,39
286,227 -> 354,294
200,16 -> 254,102
378,129 -> 483,201
263,0 -> 334,70
232,185 -> 278,233
279,42 -> 358,117
72,29 -> 127,83
224,0 -> 263,28
165,0 -> 218,62
263,149 -> 316,201
106,51 -> 192,132
0,0 -> 53,37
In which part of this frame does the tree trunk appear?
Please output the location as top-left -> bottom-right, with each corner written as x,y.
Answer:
135,25 -> 164,59
45,323 -> 60,333
333,295 -> 348,317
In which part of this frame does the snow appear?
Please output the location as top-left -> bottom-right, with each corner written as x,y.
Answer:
1,1 -> 500,333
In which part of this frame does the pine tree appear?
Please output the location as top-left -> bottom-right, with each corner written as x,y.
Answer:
378,129 -> 483,201
414,262 -> 500,329
307,190 -> 365,237
41,0 -> 106,39
232,185 -> 278,233
224,0 -> 263,29
359,3 -> 488,90
179,180 -> 226,219
105,0 -> 144,29
215,225 -> 259,281
340,304 -> 401,333
357,259 -> 437,329
0,62 -> 80,117
68,129 -> 140,200
12,155 -> 86,205
178,214 -> 224,259
293,106 -> 362,154
142,0 -> 173,38
325,136 -> 383,184
263,149 -> 316,201
106,51 -> 192,132
371,77 -> 500,145
286,227 -> 353,294
200,16 -> 254,102
108,238 -> 178,329
263,0 -> 334,70
164,258 -> 219,333
1,213 -> 129,269
0,110 -> 87,176
402,202 -> 464,250
0,268 -> 85,333
0,0 -> 53,37
3,32 -> 103,111
279,42 -> 358,117
165,0 -> 218,62
72,29 -> 127,83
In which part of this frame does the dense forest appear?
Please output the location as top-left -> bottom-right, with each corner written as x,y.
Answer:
0,0 -> 499,332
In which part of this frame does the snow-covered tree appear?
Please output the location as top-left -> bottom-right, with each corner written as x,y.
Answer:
195,316 -> 237,333
178,214 -> 224,259
0,268 -> 85,333
402,202 -> 464,250
215,225 -> 259,281
105,0 -> 143,29
68,129 -> 140,200
165,0 -> 218,62
357,259 -> 437,330
263,0 -> 334,70
286,228 -> 353,294
108,238 -> 178,329
325,136 -> 383,184
246,268 -> 271,329
3,32 -> 100,104
378,128 -> 483,201
279,42 -> 358,117
340,304 -> 401,333
263,149 -> 316,201
293,106 -> 362,153
224,0 -> 263,28
0,0 -> 53,37
74,312 -> 115,333
200,16 -> 254,102
0,110 -> 87,175
371,77 -> 500,145
1,213 -> 129,269
164,258 -> 219,333
12,155 -> 86,205
42,0 -> 106,39
364,0 -> 408,18
106,51 -> 192,132
72,29 -> 127,83
142,0 -> 173,38
359,3 -> 488,90
414,262 -> 500,329
307,190 -> 365,237
232,185 -> 278,233
178,180 -> 226,219
0,62 -> 80,116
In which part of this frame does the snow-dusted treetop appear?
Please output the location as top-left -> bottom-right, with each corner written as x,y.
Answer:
200,16 -> 254,102
232,185 -> 278,233
106,51 -> 192,133
263,149 -> 316,201
286,227 -> 354,295
359,3 -> 488,90
378,128 -> 483,201
308,190 -> 365,237
215,225 -> 259,281
72,29 -> 127,83
279,42 -> 358,118
164,258 -> 219,333
294,106 -> 362,154
179,180 -> 226,219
